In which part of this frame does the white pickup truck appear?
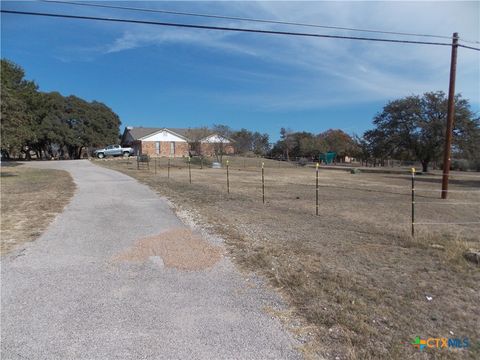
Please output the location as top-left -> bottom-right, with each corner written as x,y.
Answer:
94,145 -> 134,158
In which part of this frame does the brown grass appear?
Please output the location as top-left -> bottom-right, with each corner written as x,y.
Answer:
96,157 -> 480,359
0,163 -> 75,254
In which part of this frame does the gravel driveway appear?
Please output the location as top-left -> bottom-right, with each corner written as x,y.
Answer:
1,160 -> 300,360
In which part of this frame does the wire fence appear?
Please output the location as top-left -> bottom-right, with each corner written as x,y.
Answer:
410,168 -> 480,237
123,156 -> 480,238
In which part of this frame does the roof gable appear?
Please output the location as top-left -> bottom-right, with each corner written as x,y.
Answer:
141,128 -> 188,142
200,134 -> 232,144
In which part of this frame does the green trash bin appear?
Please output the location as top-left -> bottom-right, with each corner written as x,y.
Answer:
319,152 -> 336,164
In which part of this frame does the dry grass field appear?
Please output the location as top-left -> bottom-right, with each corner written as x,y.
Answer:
96,157 -> 480,359
0,163 -> 75,254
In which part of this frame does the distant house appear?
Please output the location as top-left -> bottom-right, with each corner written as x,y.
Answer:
197,133 -> 234,157
121,127 -> 189,157
121,127 -> 234,157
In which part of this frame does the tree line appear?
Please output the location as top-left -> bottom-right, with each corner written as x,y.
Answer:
1,59 -> 121,159
214,125 -> 358,163
269,128 -> 358,162
196,124 -> 270,158
268,92 -> 479,172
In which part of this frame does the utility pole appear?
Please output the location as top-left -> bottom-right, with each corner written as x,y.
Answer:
441,32 -> 458,200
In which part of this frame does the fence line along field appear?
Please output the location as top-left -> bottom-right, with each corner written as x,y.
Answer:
96,157 -> 480,359
122,156 -> 480,239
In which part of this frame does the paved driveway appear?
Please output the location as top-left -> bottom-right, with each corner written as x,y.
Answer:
1,160 -> 300,360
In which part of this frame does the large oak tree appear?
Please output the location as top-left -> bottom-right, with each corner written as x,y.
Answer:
1,59 -> 121,159
1,59 -> 38,158
364,91 -> 479,172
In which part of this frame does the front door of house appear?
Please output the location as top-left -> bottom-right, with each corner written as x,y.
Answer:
170,142 -> 175,156
155,142 -> 160,155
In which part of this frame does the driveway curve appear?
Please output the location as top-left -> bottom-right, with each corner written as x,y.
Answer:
1,160 -> 301,360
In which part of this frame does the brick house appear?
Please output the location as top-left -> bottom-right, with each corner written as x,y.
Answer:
198,134 -> 235,157
121,127 -> 234,157
121,127 -> 189,157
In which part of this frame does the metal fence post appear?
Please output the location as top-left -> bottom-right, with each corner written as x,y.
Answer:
137,156 -> 139,170
226,160 -> 230,193
316,162 -> 319,216
411,167 -> 416,237
168,158 -> 170,179
188,157 -> 192,184
154,158 -> 157,175
262,162 -> 265,204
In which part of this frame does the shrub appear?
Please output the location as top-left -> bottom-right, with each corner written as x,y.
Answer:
472,159 -> 480,172
298,157 -> 308,167
450,159 -> 480,172
451,159 -> 469,171
188,156 -> 212,167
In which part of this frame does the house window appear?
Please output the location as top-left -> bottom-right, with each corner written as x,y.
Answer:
155,142 -> 160,155
170,142 -> 175,156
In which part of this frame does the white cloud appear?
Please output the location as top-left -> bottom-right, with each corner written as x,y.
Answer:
103,26 -> 257,56
89,1 -> 480,109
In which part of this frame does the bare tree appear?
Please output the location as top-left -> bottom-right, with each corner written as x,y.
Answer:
212,124 -> 232,163
280,127 -> 294,161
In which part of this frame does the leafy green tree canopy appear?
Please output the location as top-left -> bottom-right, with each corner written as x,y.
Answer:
364,91 -> 479,171
1,59 -> 38,157
1,59 -> 121,159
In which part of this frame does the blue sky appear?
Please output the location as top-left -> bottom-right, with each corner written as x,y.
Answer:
2,1 -> 479,141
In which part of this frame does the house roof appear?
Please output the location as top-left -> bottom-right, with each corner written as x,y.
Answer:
127,127 -> 163,140
123,127 -> 234,143
125,127 -> 190,141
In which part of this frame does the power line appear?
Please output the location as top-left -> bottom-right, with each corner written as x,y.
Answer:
1,9 -> 466,49
459,43 -> 480,51
40,0 -> 479,45
3,9 -> 479,51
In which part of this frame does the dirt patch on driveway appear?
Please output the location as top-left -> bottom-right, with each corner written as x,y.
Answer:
114,228 -> 223,271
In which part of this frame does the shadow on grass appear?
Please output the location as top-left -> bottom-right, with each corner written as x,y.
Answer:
0,161 -> 23,168
0,173 -> 18,178
414,176 -> 480,188
383,174 -> 480,188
